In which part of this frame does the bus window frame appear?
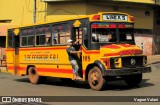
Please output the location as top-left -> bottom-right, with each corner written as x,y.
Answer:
89,22 -> 135,50
20,27 -> 35,47
90,22 -> 118,43
51,23 -> 71,46
20,34 -> 35,47
90,22 -> 134,44
35,25 -> 52,46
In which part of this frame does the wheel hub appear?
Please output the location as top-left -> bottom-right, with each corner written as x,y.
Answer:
90,71 -> 100,86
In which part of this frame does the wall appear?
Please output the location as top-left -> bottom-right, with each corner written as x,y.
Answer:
134,34 -> 154,55
0,0 -> 46,26
45,2 -> 154,29
45,1 -> 87,22
155,35 -> 160,54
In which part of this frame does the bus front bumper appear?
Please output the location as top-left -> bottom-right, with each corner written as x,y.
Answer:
103,67 -> 151,76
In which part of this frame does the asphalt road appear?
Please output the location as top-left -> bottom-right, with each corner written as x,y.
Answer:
0,64 -> 160,105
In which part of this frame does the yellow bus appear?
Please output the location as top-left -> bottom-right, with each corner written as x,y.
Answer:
6,12 -> 151,91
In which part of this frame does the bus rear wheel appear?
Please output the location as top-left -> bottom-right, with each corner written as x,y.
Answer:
28,67 -> 46,84
88,67 -> 106,91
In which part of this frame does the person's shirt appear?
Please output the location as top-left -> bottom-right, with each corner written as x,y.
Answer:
66,46 -> 78,61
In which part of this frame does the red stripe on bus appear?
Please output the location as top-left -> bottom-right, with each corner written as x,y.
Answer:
7,66 -> 14,70
7,66 -> 86,74
104,49 -> 142,56
37,68 -> 72,74
7,66 -> 24,71
6,49 -> 14,51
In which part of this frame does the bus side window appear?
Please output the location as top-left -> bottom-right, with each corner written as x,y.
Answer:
52,24 -> 70,45
8,30 -> 13,48
59,30 -> 66,44
36,34 -> 46,45
35,26 -> 51,46
45,32 -> 51,45
76,28 -> 82,45
59,26 -> 70,45
20,28 -> 34,47
52,33 -> 58,45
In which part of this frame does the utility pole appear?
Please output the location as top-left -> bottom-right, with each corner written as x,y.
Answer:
33,0 -> 37,23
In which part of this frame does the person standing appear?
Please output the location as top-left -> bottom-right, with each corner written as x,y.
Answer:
66,39 -> 82,80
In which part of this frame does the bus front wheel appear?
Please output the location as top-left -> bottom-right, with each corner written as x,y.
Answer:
88,67 -> 106,91
28,67 -> 46,84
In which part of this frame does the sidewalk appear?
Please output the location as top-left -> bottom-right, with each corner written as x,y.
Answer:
147,55 -> 160,64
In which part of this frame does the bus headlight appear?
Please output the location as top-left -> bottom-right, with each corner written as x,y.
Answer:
114,58 -> 122,68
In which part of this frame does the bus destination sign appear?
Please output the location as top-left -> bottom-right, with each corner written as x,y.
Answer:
103,14 -> 128,21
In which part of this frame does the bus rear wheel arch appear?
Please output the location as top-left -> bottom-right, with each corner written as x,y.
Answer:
88,66 -> 106,91
28,66 -> 46,84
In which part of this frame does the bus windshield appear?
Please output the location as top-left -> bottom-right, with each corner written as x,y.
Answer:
119,28 -> 134,42
91,23 -> 134,43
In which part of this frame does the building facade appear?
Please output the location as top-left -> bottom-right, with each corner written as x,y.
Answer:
0,0 -> 160,56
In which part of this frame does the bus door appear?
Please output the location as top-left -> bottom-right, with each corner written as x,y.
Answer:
72,26 -> 89,78
72,27 -> 83,77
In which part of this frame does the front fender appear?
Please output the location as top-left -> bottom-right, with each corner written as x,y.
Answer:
94,60 -> 106,76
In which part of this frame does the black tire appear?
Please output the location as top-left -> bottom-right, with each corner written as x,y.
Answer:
124,74 -> 142,88
88,67 -> 106,91
28,67 -> 47,84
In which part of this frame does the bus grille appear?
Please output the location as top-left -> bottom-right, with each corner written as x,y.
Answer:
122,56 -> 143,68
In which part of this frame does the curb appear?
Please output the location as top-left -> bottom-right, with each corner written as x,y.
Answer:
151,61 -> 160,64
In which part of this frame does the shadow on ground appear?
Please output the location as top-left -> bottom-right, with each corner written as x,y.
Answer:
105,79 -> 154,91
14,77 -> 154,91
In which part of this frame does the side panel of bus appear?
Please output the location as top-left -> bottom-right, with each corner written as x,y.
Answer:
18,46 -> 73,78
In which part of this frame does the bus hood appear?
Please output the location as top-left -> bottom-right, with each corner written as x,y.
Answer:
100,44 -> 142,57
